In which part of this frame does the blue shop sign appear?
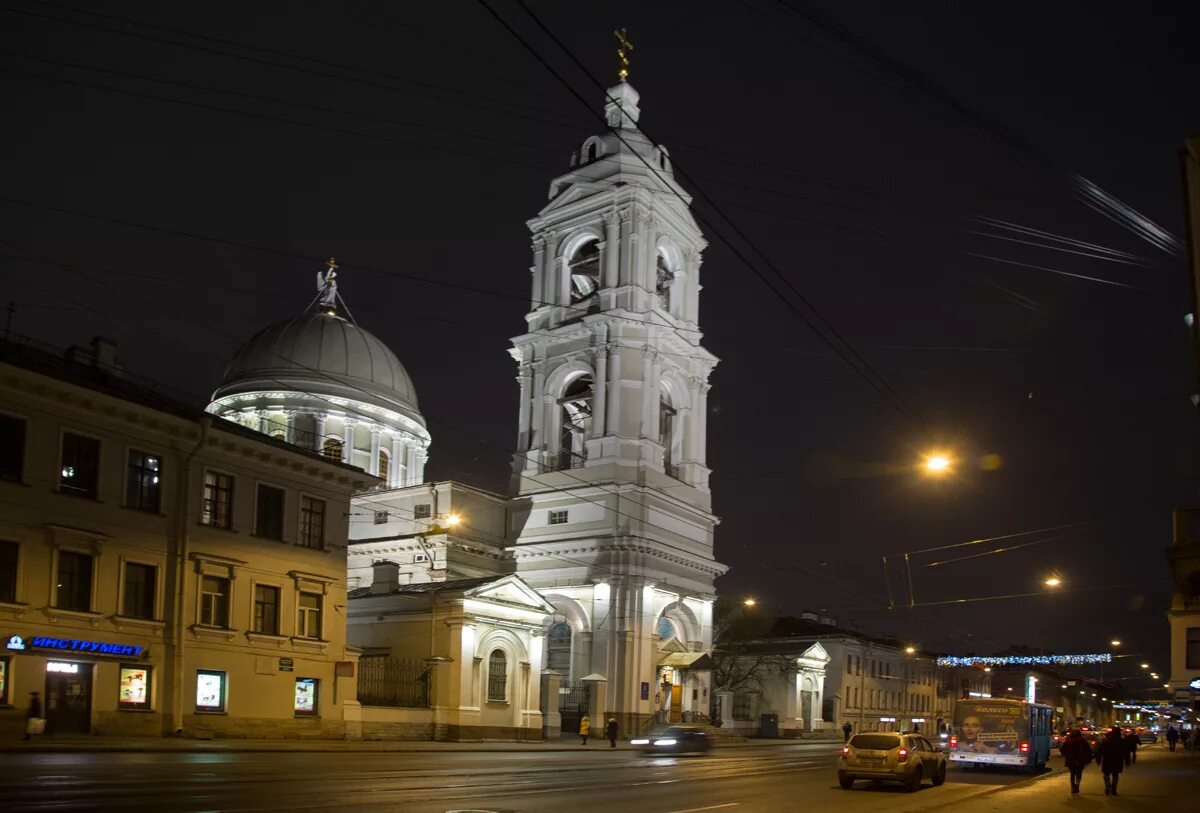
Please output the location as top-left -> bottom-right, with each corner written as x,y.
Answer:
6,634 -> 145,658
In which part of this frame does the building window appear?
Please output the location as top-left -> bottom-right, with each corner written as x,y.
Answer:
0,540 -> 16,604
299,496 -> 325,549
547,622 -> 572,672
201,471 -> 234,529
655,252 -> 675,311
294,677 -> 318,717
378,448 -> 389,481
59,432 -> 100,498
0,414 -> 25,482
1188,627 -> 1200,669
657,617 -> 677,640
125,450 -> 162,512
297,592 -> 322,639
557,376 -> 592,471
195,669 -> 226,712
548,510 -> 569,525
413,503 -> 432,520
321,437 -> 343,460
122,562 -> 157,620
200,575 -> 230,627
413,552 -> 429,564
253,584 -> 280,635
373,510 -> 389,525
659,396 -> 676,472
55,550 -> 93,612
118,665 -> 151,710
567,240 -> 600,303
487,649 -> 507,701
255,484 -> 285,540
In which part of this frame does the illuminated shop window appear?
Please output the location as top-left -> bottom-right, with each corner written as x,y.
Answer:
195,669 -> 226,713
294,677 -> 319,717
0,656 -> 9,705
118,666 -> 151,710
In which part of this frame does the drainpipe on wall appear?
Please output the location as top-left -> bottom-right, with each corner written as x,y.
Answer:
164,416 -> 209,735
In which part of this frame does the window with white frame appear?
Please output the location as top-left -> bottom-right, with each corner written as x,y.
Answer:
487,649 -> 507,701
201,471 -> 234,528
55,550 -> 93,612
413,503 -> 432,519
373,510 -> 389,525
200,575 -> 230,627
296,592 -> 322,639
548,509 -> 569,525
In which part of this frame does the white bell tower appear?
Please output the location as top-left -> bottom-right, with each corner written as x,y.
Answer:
508,76 -> 726,735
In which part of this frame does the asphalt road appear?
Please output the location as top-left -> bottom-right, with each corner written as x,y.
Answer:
0,741 -> 1050,813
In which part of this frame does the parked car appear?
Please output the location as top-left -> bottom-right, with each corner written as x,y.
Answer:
631,726 -> 712,755
1137,728 -> 1157,744
839,732 -> 947,792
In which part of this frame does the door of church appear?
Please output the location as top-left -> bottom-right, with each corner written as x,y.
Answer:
670,685 -> 683,723
559,684 -> 589,737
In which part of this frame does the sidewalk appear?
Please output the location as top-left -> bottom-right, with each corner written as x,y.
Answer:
954,744 -> 1200,812
0,733 -> 841,754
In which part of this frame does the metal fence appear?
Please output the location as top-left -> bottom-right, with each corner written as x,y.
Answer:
357,657 -> 430,708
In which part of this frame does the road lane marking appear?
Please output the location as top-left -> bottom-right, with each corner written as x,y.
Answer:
665,805 -> 740,813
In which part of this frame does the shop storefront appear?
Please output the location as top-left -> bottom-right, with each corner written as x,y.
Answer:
3,633 -> 158,737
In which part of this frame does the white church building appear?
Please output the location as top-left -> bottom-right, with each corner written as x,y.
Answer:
208,77 -> 731,740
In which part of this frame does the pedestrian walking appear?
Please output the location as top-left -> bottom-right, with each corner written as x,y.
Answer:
579,714 -> 590,745
1167,726 -> 1179,751
1123,728 -> 1139,765
842,722 -> 852,742
605,716 -> 618,748
1094,727 -> 1126,796
1059,729 -> 1092,794
23,691 -> 43,741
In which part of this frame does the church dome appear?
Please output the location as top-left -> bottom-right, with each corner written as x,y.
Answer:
213,312 -> 424,426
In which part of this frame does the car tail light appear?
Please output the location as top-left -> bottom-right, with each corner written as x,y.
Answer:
897,748 -> 909,762
1019,741 -> 1030,753
842,746 -> 850,756
949,736 -> 958,748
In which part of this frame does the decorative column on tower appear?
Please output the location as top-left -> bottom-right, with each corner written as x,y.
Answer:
342,419 -> 355,466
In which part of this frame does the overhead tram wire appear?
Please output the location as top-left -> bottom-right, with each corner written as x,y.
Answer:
764,0 -> 1183,257
3,0 -> 591,131
481,0 -> 929,438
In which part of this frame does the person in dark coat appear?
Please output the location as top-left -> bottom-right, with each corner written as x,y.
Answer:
23,691 -> 42,740
842,722 -> 853,742
1123,728 -> 1139,765
1167,726 -> 1179,751
605,717 -> 618,748
1094,727 -> 1126,796
1059,729 -> 1092,794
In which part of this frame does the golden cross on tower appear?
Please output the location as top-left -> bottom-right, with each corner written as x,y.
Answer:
614,27 -> 633,81
326,257 -> 338,272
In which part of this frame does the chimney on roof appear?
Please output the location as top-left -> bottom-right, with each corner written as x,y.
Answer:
800,611 -> 819,622
65,336 -> 124,377
819,616 -> 836,627
370,560 -> 399,595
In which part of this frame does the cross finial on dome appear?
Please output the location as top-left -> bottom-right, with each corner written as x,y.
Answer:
614,27 -> 633,82
313,257 -> 357,324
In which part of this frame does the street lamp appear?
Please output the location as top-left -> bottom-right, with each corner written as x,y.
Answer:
444,512 -> 462,528
1110,639 -> 1121,647
921,452 -> 953,476
743,597 -> 757,608
905,646 -> 916,655
1043,576 -> 1062,588
1141,663 -> 1150,670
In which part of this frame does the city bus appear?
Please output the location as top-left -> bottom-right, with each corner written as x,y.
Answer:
947,697 -> 1054,771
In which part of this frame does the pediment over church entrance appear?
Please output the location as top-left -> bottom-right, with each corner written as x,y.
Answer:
464,574 -> 556,613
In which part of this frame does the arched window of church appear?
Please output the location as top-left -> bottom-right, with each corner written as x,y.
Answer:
657,616 -> 677,641
557,375 -> 593,470
321,437 -> 343,461
587,142 -> 598,162
270,430 -> 286,442
378,448 -> 389,482
655,252 -> 675,312
547,622 -> 572,672
487,649 -> 508,701
568,241 -> 601,304
659,392 -> 677,476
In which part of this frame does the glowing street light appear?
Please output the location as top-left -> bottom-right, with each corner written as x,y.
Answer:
444,512 -> 462,527
1141,663 -> 1150,670
921,452 -> 953,476
905,646 -> 916,655
1043,576 -> 1062,588
1110,639 -> 1121,647
743,597 -> 757,608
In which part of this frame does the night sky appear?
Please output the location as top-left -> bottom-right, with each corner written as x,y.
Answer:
3,1 -> 1198,692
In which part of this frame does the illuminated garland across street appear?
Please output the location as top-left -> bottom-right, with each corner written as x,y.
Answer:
935,654 -> 1112,667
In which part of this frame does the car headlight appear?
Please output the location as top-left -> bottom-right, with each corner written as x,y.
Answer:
630,739 -> 649,745
655,739 -> 677,746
